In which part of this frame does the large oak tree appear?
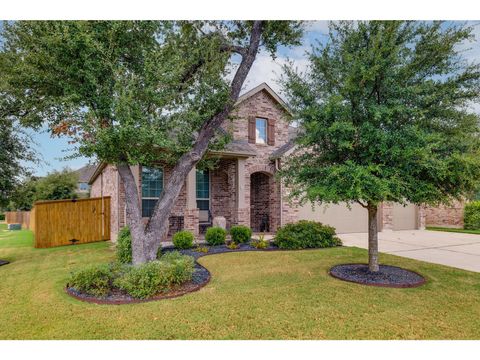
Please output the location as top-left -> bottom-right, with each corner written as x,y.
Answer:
280,21 -> 480,271
0,21 -> 303,264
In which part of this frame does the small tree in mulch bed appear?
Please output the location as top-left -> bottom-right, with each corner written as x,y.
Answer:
280,21 -> 480,282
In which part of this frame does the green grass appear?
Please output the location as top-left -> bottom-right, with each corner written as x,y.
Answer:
1,224 -> 480,339
426,226 -> 480,235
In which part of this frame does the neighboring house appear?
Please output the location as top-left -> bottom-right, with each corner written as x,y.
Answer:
74,164 -> 97,197
89,83 -> 426,241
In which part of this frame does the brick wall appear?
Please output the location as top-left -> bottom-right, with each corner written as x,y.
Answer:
210,159 -> 237,228
90,164 -> 120,241
231,89 -> 291,231
425,201 -> 464,228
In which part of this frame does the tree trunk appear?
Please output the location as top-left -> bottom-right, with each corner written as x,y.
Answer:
117,164 -> 147,264
367,203 -> 379,272
117,21 -> 265,264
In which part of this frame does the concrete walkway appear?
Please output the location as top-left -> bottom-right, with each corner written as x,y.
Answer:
339,230 -> 480,273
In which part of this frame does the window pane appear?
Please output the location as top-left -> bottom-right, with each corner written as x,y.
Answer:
256,118 -> 267,144
197,199 -> 210,210
142,199 -> 157,218
142,167 -> 163,198
196,169 -> 210,199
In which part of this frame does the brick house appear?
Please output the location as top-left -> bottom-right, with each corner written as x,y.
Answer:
89,83 -> 427,241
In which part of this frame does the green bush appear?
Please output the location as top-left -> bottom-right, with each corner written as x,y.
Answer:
274,220 -> 342,250
117,226 -> 132,264
0,213 -> 5,221
464,201 -> 480,230
205,226 -> 227,246
230,225 -> 252,244
114,252 -> 195,299
172,230 -> 194,249
68,263 -> 115,297
251,233 -> 269,249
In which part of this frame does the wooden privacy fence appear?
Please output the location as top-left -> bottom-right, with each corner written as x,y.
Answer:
5,211 -> 32,229
31,197 -> 111,248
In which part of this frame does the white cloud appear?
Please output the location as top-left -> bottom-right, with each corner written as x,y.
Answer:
305,20 -> 330,34
240,52 -> 309,96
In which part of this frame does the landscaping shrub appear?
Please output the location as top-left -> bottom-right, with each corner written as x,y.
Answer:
205,226 -> 227,246
68,263 -> 115,297
230,225 -> 252,244
226,242 -> 239,249
114,252 -> 195,299
464,201 -> 480,230
116,226 -> 132,264
251,234 -> 269,249
0,213 -> 4,221
274,220 -> 342,250
172,230 -> 194,249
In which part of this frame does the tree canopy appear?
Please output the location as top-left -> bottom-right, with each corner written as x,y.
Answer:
6,169 -> 78,210
0,21 -> 302,167
281,21 -> 480,208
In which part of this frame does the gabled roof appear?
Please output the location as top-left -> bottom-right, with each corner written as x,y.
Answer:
235,82 -> 292,116
89,82 -> 289,184
75,164 -> 97,183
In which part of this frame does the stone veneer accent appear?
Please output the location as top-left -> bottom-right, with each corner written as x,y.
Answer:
425,201 -> 464,228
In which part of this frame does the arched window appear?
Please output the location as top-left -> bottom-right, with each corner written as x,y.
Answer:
141,166 -> 164,217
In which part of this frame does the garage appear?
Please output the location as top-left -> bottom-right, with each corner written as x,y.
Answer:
297,202 -> 368,233
392,203 -> 418,230
297,201 -> 420,233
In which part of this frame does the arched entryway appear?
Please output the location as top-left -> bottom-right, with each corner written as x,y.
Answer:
250,172 -> 273,232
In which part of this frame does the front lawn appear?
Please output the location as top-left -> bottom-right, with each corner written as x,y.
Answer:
426,226 -> 480,235
1,224 -> 480,339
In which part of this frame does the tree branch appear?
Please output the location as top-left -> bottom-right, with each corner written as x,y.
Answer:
146,21 -> 264,238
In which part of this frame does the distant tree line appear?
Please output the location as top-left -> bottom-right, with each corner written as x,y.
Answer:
5,169 -> 78,211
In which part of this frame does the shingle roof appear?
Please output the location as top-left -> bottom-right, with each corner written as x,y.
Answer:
270,141 -> 295,159
75,164 -> 97,183
211,139 -> 257,157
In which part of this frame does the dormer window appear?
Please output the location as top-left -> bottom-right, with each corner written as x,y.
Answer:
255,118 -> 267,144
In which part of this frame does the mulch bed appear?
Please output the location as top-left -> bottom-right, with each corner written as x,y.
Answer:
0,259 -> 9,267
329,263 -> 426,288
66,243 -> 281,305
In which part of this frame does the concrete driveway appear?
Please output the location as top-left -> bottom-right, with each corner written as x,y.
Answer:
338,230 -> 480,273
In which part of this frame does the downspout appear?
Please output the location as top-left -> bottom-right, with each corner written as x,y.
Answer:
275,158 -> 283,227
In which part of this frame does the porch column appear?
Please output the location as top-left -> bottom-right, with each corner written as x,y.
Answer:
184,167 -> 199,236
236,158 -> 249,227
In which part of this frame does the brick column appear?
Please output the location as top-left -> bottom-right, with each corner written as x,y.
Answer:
184,167 -> 199,236
418,205 -> 426,230
236,158 -> 250,227
380,202 -> 394,231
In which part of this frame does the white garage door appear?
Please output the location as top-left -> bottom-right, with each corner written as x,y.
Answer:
297,202 -> 368,233
392,203 -> 418,230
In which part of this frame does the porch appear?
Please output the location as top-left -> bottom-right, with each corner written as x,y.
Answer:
175,158 -> 282,238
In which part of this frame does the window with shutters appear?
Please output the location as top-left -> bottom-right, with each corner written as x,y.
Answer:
255,118 -> 267,144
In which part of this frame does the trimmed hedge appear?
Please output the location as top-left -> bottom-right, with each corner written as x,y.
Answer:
274,220 -> 342,250
205,226 -> 227,246
230,225 -> 252,244
464,201 -> 480,230
0,213 -> 5,221
116,226 -> 132,264
172,230 -> 194,249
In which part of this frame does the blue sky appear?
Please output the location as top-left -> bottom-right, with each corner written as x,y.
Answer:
2,21 -> 479,176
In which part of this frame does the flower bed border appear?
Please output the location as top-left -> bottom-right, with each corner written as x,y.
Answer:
329,263 -> 426,288
0,259 -> 9,267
